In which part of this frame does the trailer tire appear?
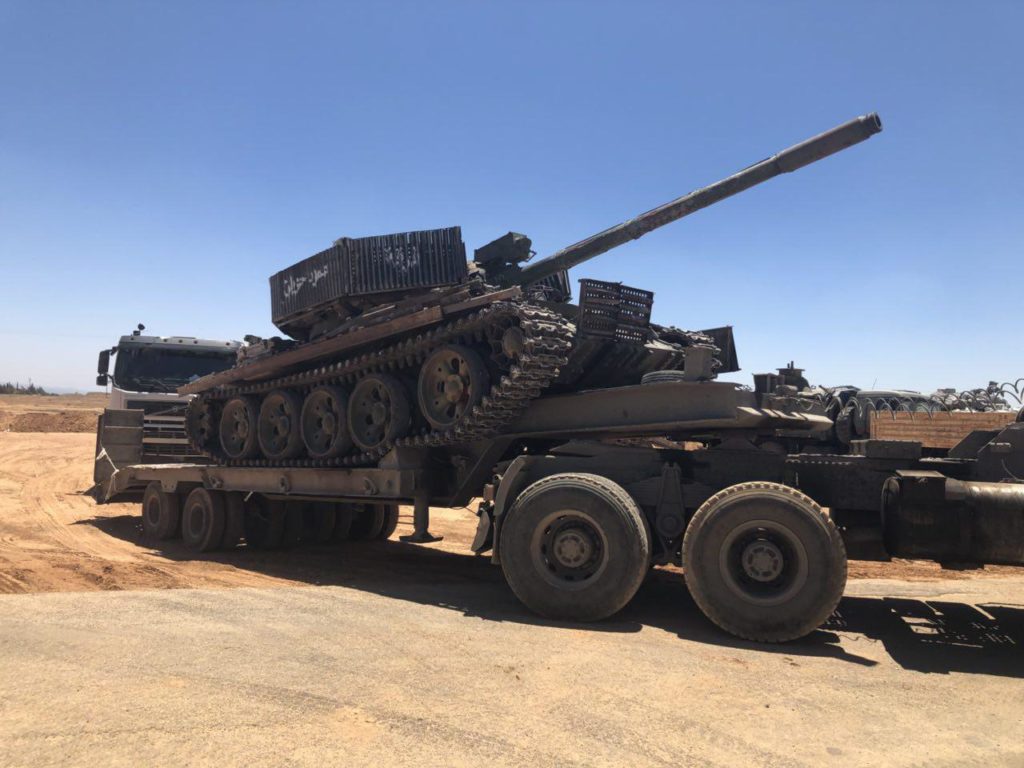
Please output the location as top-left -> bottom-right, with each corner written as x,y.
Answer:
500,473 -> 650,622
181,488 -> 226,552
376,504 -> 400,540
302,502 -> 337,544
221,492 -> 246,549
282,502 -> 304,547
333,504 -> 355,542
141,482 -> 181,541
349,504 -> 386,541
682,481 -> 846,643
244,496 -> 286,550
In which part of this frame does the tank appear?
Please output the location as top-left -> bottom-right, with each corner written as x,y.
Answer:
182,113 -> 882,467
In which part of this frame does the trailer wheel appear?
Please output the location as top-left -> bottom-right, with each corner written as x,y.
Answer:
377,504 -> 400,540
221,492 -> 246,549
141,482 -> 181,540
243,496 -> 286,550
682,482 -> 846,643
302,502 -> 337,544
181,488 -> 227,552
332,504 -> 355,542
348,504 -> 386,541
500,473 -> 650,622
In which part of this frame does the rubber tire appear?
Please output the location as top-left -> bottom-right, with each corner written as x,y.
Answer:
332,504 -> 355,542
348,504 -> 386,541
181,488 -> 226,552
221,492 -> 246,549
243,496 -> 287,550
682,481 -> 847,643
641,370 -> 687,385
282,501 -> 304,547
141,482 -> 181,540
500,473 -> 651,622
376,504 -> 400,540
302,501 -> 337,544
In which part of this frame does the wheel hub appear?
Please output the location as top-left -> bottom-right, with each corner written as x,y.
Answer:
741,540 -> 784,582
320,411 -> 336,434
501,326 -> 525,359
443,374 -> 465,402
370,401 -> 388,425
552,529 -> 594,567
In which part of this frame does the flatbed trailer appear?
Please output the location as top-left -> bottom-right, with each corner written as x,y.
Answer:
100,381 -> 1024,643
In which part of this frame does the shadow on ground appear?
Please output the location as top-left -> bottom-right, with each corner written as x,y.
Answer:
82,513 -> 1024,678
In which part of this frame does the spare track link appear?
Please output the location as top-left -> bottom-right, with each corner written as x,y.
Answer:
187,301 -> 573,467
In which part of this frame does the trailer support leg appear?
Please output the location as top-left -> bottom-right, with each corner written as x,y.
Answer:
400,492 -> 442,544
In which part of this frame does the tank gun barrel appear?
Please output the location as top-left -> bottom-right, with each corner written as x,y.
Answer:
512,113 -> 882,286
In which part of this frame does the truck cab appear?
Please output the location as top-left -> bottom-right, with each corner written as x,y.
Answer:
94,326 -> 241,492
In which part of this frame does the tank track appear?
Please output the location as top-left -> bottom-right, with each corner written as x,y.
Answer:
187,301 -> 574,468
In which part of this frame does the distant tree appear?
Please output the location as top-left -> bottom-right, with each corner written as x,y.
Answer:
0,381 -> 50,395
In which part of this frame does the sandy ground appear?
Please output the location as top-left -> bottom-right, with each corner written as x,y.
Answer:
1,421 -> 1023,766
0,392 -> 104,433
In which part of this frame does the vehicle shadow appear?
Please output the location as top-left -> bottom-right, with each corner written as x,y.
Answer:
81,513 -> 1024,677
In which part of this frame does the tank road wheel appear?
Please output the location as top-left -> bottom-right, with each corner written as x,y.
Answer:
348,504 -> 387,540
417,345 -> 490,431
500,473 -> 651,622
219,396 -> 260,460
181,488 -> 226,552
682,482 -> 847,643
348,374 -> 411,453
141,482 -> 181,540
301,386 -> 353,459
243,495 -> 286,550
258,389 -> 304,461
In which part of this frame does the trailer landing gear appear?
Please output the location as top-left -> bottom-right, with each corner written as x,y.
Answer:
400,493 -> 442,544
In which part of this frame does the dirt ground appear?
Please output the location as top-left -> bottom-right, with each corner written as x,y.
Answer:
0,392 -> 104,433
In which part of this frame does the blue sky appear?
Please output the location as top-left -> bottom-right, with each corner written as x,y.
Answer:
1,1 -> 1020,393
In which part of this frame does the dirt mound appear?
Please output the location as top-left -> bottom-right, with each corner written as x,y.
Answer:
0,410 -> 98,433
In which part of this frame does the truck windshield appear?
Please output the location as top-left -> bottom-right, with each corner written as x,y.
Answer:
112,347 -> 235,393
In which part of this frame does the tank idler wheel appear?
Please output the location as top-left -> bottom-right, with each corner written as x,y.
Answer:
682,481 -> 847,643
417,345 -> 490,431
348,374 -> 411,453
301,501 -> 338,544
348,504 -> 387,541
243,495 -> 287,550
186,396 -> 219,451
258,389 -> 305,460
500,473 -> 651,622
181,488 -> 226,552
141,482 -> 182,540
219,396 -> 260,460
301,385 -> 353,459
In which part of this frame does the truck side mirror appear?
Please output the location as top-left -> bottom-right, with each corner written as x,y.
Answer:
97,349 -> 111,387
